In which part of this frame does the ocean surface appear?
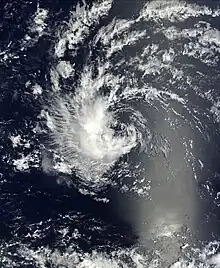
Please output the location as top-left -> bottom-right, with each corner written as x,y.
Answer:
0,0 -> 220,267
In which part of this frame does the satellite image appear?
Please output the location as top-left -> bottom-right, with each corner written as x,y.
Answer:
0,0 -> 220,267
